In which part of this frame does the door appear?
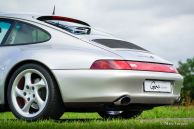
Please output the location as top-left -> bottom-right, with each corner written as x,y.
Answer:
0,18 -> 14,104
0,18 -> 14,75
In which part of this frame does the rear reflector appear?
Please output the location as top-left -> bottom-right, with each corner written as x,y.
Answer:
127,61 -> 177,73
90,60 -> 177,73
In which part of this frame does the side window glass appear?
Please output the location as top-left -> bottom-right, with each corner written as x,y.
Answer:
5,22 -> 50,45
0,21 -> 12,44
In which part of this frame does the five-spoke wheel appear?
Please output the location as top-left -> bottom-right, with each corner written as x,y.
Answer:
7,64 -> 64,121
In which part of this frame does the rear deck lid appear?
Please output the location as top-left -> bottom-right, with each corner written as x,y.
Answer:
91,38 -> 171,64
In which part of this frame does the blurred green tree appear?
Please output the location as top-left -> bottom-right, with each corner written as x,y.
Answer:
178,57 -> 194,105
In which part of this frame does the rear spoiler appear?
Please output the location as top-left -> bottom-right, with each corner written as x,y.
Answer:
37,16 -> 90,27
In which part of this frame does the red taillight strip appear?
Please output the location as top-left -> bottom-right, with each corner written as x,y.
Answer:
90,60 -> 177,73
127,61 -> 177,73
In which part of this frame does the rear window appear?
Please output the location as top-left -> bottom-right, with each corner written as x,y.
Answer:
38,16 -> 91,35
45,20 -> 91,35
92,39 -> 147,51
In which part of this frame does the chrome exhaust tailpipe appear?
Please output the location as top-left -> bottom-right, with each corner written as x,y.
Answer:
114,96 -> 131,106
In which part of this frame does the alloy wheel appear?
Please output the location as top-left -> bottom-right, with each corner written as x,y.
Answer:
11,69 -> 49,118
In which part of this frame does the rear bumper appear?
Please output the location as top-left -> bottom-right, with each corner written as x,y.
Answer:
52,70 -> 183,105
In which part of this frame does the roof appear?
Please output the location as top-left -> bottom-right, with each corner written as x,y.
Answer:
0,12 -> 44,19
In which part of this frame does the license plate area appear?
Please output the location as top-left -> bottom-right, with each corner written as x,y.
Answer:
144,80 -> 172,93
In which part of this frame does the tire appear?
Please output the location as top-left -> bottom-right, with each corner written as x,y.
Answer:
98,110 -> 142,119
7,63 -> 64,121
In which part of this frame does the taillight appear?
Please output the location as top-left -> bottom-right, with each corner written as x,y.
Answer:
90,60 -> 130,69
90,60 -> 177,73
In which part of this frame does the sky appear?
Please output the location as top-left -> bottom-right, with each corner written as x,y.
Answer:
0,0 -> 193,66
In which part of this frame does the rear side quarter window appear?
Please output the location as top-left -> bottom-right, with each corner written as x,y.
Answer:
3,21 -> 51,45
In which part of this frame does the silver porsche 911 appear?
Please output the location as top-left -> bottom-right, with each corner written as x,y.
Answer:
0,13 -> 183,121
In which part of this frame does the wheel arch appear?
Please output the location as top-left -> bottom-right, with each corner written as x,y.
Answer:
4,60 -> 62,109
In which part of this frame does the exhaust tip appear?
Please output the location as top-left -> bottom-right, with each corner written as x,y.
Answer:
114,96 -> 131,106
121,97 -> 131,105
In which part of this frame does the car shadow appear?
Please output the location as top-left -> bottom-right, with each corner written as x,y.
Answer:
55,118 -> 104,122
0,118 -> 106,123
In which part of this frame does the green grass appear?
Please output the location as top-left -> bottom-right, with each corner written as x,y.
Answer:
0,106 -> 194,129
